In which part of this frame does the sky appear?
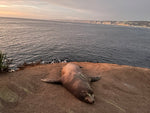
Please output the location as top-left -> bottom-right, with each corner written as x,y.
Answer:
0,0 -> 150,21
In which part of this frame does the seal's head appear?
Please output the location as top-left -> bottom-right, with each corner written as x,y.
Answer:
80,90 -> 95,104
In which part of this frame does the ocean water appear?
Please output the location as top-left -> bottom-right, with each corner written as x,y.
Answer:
0,17 -> 150,68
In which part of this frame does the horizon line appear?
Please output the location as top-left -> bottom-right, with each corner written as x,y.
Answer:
0,16 -> 149,22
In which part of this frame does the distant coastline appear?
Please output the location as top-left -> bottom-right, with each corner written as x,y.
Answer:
99,21 -> 150,28
1,16 -> 150,28
60,20 -> 150,28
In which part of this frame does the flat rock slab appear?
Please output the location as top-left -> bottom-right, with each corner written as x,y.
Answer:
0,86 -> 19,103
0,62 -> 150,113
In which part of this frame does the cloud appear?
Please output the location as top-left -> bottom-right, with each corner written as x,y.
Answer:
0,5 -> 9,8
43,0 -> 150,12
43,0 -> 150,20
0,0 -> 150,20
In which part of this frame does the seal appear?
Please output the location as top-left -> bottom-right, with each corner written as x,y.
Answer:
41,63 -> 100,104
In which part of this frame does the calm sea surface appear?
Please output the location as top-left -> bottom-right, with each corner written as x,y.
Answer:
0,17 -> 150,68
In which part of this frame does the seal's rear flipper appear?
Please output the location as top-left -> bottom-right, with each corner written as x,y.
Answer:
89,76 -> 101,82
41,78 -> 62,84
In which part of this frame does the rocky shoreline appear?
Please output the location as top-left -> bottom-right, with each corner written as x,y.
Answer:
0,62 -> 150,113
61,20 -> 150,28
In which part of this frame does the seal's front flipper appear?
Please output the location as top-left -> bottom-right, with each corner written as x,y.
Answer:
41,78 -> 62,84
89,76 -> 101,82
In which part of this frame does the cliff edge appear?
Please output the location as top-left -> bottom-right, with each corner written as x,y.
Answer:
0,62 -> 150,113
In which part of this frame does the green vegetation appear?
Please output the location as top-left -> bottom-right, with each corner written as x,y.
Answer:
0,51 -> 11,72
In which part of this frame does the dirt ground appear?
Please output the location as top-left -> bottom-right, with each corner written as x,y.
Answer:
0,62 -> 150,113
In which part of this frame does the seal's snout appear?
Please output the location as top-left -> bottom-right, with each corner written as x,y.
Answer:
88,99 -> 95,104
91,100 -> 95,104
85,94 -> 95,104
86,97 -> 95,104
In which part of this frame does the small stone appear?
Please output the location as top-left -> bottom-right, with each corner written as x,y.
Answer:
8,69 -> 15,73
41,61 -> 45,64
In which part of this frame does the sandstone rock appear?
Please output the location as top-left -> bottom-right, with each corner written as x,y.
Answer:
0,86 -> 18,103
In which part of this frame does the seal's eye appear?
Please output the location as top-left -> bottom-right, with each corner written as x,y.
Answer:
91,94 -> 94,98
88,90 -> 93,95
81,91 -> 87,97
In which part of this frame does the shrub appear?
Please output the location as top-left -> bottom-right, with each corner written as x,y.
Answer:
0,51 -> 11,72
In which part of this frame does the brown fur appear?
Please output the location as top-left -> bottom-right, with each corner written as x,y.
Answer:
41,63 -> 100,104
